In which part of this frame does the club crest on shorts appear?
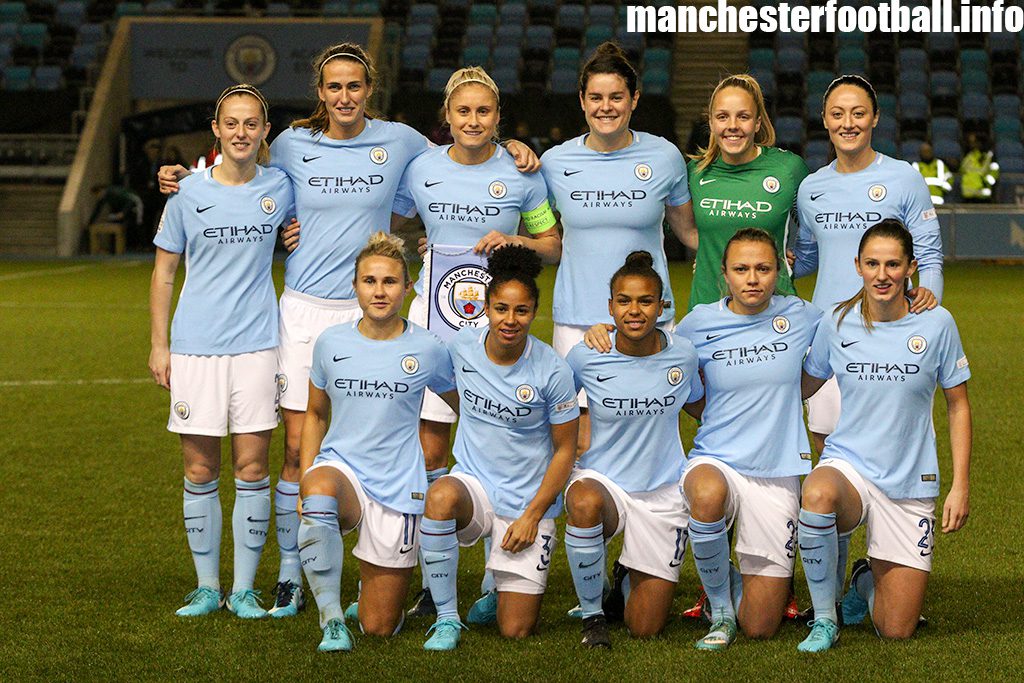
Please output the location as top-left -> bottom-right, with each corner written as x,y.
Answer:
260,196 -> 276,214
762,176 -> 780,193
433,264 -> 491,331
907,335 -> 928,354
868,184 -> 887,202
488,180 -> 507,199
666,366 -> 683,386
276,373 -> 288,393
772,315 -> 790,334
515,384 -> 536,403
174,401 -> 190,420
634,163 -> 653,181
369,146 -> 388,165
401,355 -> 420,374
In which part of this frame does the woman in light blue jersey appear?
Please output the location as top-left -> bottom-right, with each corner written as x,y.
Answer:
564,251 -> 702,649
418,245 -> 580,651
397,65 -> 562,622
541,41 -> 698,455
149,84 -> 293,620
158,44 -> 541,617
676,229 -> 822,650
792,75 -> 943,455
797,220 -> 972,653
296,232 -> 457,653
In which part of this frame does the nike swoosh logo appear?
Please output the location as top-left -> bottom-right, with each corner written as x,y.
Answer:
840,341 -> 859,348
693,553 -> 717,561
333,355 -> 351,362
247,516 -> 270,523
596,375 -> 615,383
196,205 -> 214,213
577,558 -> 601,569
399,546 -> 414,554
699,178 -> 717,186
183,515 -> 205,520
425,180 -> 443,187
536,563 -> 550,571
669,559 -> 681,567
705,333 -> 720,340
424,557 -> 447,565
462,365 -> 478,373
302,155 -> 321,163
810,192 -> 825,201
799,544 -> 823,551
563,169 -> 582,176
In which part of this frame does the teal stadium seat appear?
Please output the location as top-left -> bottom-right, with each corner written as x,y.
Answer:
3,63 -> 31,90
0,2 -> 27,23
468,3 -> 497,26
33,64 -> 61,90
114,2 -> 144,17
352,1 -> 380,17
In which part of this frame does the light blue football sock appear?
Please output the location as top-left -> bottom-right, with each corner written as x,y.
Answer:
420,518 -> 459,620
183,477 -> 221,590
565,523 -> 605,619
730,563 -> 743,614
799,509 -> 839,624
689,517 -> 735,621
854,565 -> 876,617
836,532 -> 852,594
232,477 -> 270,593
299,495 -> 344,627
274,479 -> 302,585
421,468 -> 448,592
480,536 -> 496,595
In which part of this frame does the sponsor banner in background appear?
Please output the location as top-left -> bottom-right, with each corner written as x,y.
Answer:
427,245 -> 491,343
130,19 -> 375,100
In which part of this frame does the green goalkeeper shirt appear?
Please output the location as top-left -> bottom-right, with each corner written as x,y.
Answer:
686,146 -> 809,310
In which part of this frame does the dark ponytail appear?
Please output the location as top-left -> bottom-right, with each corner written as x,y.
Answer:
610,250 -> 663,300
486,245 -> 542,308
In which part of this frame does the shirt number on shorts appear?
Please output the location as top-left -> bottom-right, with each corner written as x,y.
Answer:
917,517 -> 934,557
669,528 -> 688,568
536,534 -> 553,571
785,520 -> 797,559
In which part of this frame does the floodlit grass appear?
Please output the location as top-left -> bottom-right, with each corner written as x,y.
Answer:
0,258 -> 1020,680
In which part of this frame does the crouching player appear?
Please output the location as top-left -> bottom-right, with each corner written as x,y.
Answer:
418,245 -> 580,650
797,220 -> 972,652
565,251 -> 703,648
296,233 -> 456,652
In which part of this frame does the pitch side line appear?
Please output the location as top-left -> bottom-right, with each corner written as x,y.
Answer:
0,261 -> 143,283
0,378 -> 152,388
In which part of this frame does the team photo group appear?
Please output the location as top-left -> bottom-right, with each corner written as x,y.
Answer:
148,37 -> 972,656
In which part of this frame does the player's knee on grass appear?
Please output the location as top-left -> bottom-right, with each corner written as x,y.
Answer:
875,617 -> 918,640
684,466 -> 729,521
566,481 -> 604,527
498,612 -> 537,639
360,607 -> 404,637
625,610 -> 666,639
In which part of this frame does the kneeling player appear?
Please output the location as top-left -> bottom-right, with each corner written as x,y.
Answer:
566,251 -> 703,648
297,234 -> 456,652
798,220 -> 971,652
419,246 -> 579,650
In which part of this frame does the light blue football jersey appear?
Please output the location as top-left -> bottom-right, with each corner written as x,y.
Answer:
396,144 -> 553,296
154,166 -> 294,356
449,328 -> 580,518
566,332 -> 702,493
804,304 -> 970,499
270,120 -> 428,299
309,320 -> 456,514
541,131 -> 690,326
677,296 -> 823,478
793,152 -> 944,311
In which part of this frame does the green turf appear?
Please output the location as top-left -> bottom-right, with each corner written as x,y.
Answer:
0,259 -> 1020,680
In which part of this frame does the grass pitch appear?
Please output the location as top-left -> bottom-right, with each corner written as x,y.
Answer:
0,258 -> 1020,681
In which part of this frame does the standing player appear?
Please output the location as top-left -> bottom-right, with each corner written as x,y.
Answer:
687,74 -> 809,309
676,229 -> 821,649
158,44 -> 540,617
148,84 -> 294,618
396,65 -> 561,623
541,41 -> 698,454
564,251 -> 702,649
296,232 -> 456,652
418,245 -> 580,650
793,74 -> 943,457
797,219 -> 971,652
